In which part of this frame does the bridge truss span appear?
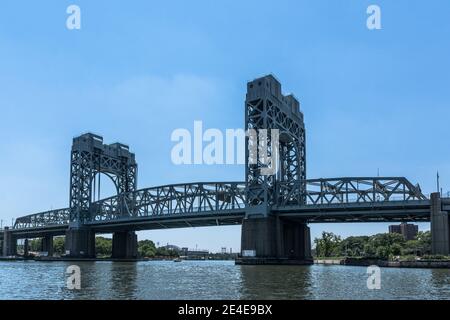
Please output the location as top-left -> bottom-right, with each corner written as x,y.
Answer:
90,182 -> 247,223
14,208 -> 70,230
12,177 -> 428,230
277,177 -> 427,207
13,182 -> 247,231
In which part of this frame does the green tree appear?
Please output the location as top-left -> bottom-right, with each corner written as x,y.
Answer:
314,232 -> 341,257
138,240 -> 157,257
367,233 -> 405,258
376,246 -> 390,259
95,237 -> 112,256
29,239 -> 41,251
391,243 -> 402,256
53,237 -> 65,255
402,239 -> 420,256
416,231 -> 431,255
363,243 -> 376,257
338,236 -> 369,257
370,233 -> 405,248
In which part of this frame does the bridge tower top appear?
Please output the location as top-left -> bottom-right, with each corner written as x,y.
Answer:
72,133 -> 135,162
246,75 -> 304,123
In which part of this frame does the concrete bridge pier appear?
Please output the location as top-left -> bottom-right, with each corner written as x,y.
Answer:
239,215 -> 312,265
41,236 -> 54,257
65,226 -> 95,258
24,239 -> 29,257
2,227 -> 17,257
112,231 -> 138,259
431,192 -> 450,255
282,219 -> 312,260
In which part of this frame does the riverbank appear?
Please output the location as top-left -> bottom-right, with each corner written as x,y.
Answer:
315,257 -> 450,269
0,256 -> 146,262
0,256 -> 26,261
4,255 -> 449,268
0,256 -> 235,262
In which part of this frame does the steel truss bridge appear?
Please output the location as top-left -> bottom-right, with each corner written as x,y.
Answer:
12,177 -> 429,237
3,75 -> 447,261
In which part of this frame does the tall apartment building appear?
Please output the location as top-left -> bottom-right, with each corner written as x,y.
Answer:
388,222 -> 419,240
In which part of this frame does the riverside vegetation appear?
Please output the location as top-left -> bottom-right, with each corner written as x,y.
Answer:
313,231 -> 450,261
24,237 -> 177,258
21,237 -> 234,260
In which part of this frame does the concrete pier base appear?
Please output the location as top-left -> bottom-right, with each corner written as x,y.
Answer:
2,227 -> 17,257
24,239 -> 29,257
431,192 -> 450,255
65,228 -> 95,258
238,215 -> 312,265
41,236 -> 54,257
112,231 -> 138,259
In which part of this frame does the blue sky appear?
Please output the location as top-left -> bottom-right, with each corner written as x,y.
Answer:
1,1 -> 449,252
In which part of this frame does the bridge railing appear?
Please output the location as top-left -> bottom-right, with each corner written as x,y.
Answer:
90,182 -> 247,222
276,177 -> 427,207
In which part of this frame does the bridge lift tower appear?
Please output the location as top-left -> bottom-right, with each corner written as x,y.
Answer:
240,75 -> 312,264
65,133 -> 138,258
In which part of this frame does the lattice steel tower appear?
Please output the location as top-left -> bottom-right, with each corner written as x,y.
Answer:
69,133 -> 137,223
245,75 -> 306,214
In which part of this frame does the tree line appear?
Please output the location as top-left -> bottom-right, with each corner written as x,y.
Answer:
313,231 -> 431,259
25,237 -> 179,258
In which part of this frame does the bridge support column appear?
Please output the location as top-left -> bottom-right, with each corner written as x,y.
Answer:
65,227 -> 95,258
431,192 -> 450,255
238,215 -> 312,265
112,231 -> 137,259
2,227 -> 17,257
41,236 -> 54,257
24,239 -> 29,257
282,220 -> 312,260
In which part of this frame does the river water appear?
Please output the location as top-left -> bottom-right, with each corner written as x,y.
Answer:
0,260 -> 449,300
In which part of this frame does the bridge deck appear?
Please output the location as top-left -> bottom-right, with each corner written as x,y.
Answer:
7,202 -> 433,239
275,200 -> 431,223
7,178 -> 433,238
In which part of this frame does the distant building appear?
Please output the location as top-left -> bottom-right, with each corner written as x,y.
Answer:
160,244 -> 181,252
181,247 -> 209,259
388,222 -> 418,240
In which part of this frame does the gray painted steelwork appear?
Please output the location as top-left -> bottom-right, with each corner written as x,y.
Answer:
246,75 -> 306,215
70,133 -> 137,223
12,177 -> 427,233
3,75 -> 449,259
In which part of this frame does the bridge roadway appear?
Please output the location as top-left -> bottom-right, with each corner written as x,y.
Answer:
4,177 -> 436,240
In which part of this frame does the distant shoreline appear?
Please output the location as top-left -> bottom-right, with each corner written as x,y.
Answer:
0,256 -> 235,262
315,258 -> 450,269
